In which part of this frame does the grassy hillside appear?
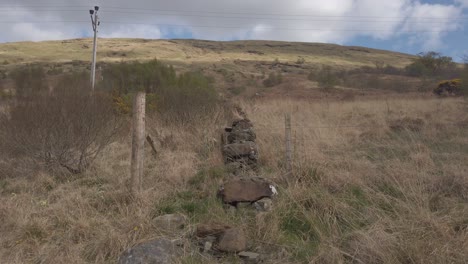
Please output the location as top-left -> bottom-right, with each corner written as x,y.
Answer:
0,38 -> 424,100
0,38 -> 414,67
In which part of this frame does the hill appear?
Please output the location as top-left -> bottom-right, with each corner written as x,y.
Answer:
0,38 -> 421,100
0,38 -> 414,67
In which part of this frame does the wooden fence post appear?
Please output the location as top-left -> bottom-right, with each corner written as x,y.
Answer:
285,113 -> 293,181
131,91 -> 146,195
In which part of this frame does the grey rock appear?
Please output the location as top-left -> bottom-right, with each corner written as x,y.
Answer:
196,223 -> 232,237
118,239 -> 178,264
218,177 -> 273,204
154,213 -> 186,231
253,198 -> 273,212
232,119 -> 253,130
216,228 -> 247,253
228,129 -> 256,144
238,251 -> 260,260
203,241 -> 213,253
222,141 -> 258,163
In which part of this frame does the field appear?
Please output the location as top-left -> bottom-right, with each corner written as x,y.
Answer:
1,95 -> 467,263
0,38 -> 467,263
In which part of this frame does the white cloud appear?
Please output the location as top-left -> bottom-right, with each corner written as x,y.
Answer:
0,0 -> 464,51
9,23 -> 71,41
101,25 -> 161,39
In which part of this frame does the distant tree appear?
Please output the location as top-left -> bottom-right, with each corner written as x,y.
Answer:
405,51 -> 455,77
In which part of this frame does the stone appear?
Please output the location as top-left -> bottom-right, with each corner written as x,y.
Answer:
228,129 -> 256,144
222,141 -> 258,162
253,198 -> 273,212
232,119 -> 253,130
196,223 -> 232,238
203,241 -> 213,253
118,238 -> 178,264
154,213 -> 186,230
238,251 -> 260,260
218,178 -> 273,204
216,228 -> 247,253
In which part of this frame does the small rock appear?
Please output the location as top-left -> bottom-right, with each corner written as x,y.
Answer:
253,198 -> 273,212
238,251 -> 260,260
118,238 -> 178,264
222,141 -> 258,162
203,241 -> 213,253
154,213 -> 187,231
196,223 -> 232,237
216,228 -> 247,253
224,204 -> 237,214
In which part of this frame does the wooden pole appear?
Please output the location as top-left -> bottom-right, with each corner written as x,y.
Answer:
285,113 -> 293,181
131,91 -> 145,195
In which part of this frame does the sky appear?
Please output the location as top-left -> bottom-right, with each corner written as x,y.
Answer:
0,0 -> 467,59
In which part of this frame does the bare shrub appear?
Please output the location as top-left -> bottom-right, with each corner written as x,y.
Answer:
389,117 -> 425,132
0,74 -> 122,175
10,64 -> 47,97
263,71 -> 283,87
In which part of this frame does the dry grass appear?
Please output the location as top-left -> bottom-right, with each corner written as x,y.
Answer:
0,97 -> 467,263
0,39 -> 414,67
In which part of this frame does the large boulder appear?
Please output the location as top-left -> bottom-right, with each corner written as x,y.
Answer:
218,178 -> 274,204
118,239 -> 179,264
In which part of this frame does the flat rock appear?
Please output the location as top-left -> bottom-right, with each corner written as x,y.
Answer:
196,223 -> 232,237
232,119 -> 253,130
219,178 -> 273,204
216,228 -> 247,253
222,141 -> 258,161
118,238 -> 178,264
228,129 -> 256,144
154,213 -> 187,231
238,251 -> 260,260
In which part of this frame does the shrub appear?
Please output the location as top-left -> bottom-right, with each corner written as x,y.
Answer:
0,74 -> 122,175
296,57 -> 306,64
315,66 -> 339,89
99,60 -> 218,123
10,65 -> 47,97
263,72 -> 283,87
405,51 -> 455,77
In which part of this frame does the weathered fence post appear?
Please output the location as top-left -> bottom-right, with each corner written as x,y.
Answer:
131,91 -> 146,195
284,113 -> 293,181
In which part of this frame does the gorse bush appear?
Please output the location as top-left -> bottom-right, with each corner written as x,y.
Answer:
99,60 -> 218,123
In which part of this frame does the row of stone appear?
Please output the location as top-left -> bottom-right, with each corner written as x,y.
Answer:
221,119 -> 258,173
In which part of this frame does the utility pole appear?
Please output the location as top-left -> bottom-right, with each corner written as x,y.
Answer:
89,6 -> 100,91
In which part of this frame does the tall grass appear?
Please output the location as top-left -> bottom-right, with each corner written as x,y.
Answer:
0,97 -> 467,263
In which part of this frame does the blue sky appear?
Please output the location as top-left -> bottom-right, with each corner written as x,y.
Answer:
0,0 -> 467,60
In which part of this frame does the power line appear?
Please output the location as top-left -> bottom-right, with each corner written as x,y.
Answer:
0,5 -> 467,21
0,8 -> 467,23
0,20 -> 462,33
